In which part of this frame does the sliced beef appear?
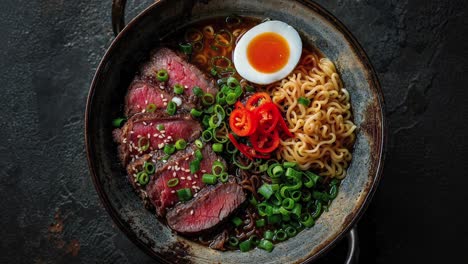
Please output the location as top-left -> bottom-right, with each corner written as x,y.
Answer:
113,112 -> 201,165
146,143 -> 224,216
125,80 -> 196,117
165,181 -> 246,235
140,48 -> 217,97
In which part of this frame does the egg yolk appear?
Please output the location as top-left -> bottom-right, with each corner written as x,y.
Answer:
247,32 -> 290,73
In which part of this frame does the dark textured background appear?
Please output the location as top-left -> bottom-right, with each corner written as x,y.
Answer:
1,0 -> 467,263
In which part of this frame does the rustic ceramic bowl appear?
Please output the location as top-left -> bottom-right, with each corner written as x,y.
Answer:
85,0 -> 385,263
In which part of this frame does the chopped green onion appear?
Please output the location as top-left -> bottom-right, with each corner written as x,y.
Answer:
167,178 -> 179,188
175,139 -> 187,150
274,229 -> 287,241
213,104 -> 225,119
232,216 -> 243,227
226,77 -> 239,89
201,130 -> 213,142
278,206 -> 290,216
146,103 -> 157,113
179,43 -> 192,54
329,184 -> 338,199
190,108 -> 202,117
258,239 -> 274,252
239,239 -> 252,252
163,144 -> 175,155
291,203 -> 302,218
228,237 -> 239,247
216,92 -> 226,105
202,115 -> 210,127
272,165 -> 284,178
204,105 -> 214,114
281,198 -> 295,210
219,172 -> 229,183
285,226 -> 297,237
302,189 -> 312,202
285,167 -> 302,178
176,188 -> 192,201
280,186 -> 291,198
144,161 -> 155,174
157,124 -> 165,131
258,184 -> 274,200
259,163 -> 269,172
202,174 -> 217,185
195,149 -> 203,160
189,159 -> 201,173
270,192 -> 282,206
255,219 -> 266,227
267,214 -> 281,224
290,190 -> 302,202
225,92 -> 237,105
298,96 -> 311,106
264,230 -> 274,241
212,161 -> 225,175
202,93 -> 215,105
156,69 -> 168,82
249,235 -> 260,246
211,56 -> 232,70
210,68 -> 218,76
300,213 -> 315,227
283,161 -> 297,168
214,30 -> 233,47
138,137 -> 150,151
195,139 -> 203,148
313,191 -> 330,202
257,203 -> 273,217
304,171 -> 320,188
311,200 -> 323,219
112,117 -> 126,127
209,114 -> 222,128
166,101 -> 177,115
173,84 -> 184,94
250,196 -> 258,206
192,86 -> 203,97
212,143 -> 223,153
136,171 -> 149,185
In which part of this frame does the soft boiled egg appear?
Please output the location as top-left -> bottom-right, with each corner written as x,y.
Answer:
233,20 -> 302,85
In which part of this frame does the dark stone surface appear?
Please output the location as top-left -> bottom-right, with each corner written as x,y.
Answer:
0,0 -> 466,263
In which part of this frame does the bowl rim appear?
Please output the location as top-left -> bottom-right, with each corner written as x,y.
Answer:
85,0 -> 386,262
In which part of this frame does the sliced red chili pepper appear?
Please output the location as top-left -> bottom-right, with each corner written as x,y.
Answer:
235,101 -> 245,110
229,108 -> 257,136
246,92 -> 272,111
250,129 -> 280,153
272,106 -> 294,138
228,133 -> 254,160
255,102 -> 279,134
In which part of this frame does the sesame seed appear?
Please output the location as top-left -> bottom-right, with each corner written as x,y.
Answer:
171,190 -> 175,194
145,100 -> 148,104
192,181 -> 196,185
159,135 -> 164,139
130,131 -> 134,134
167,136 -> 173,139
168,166 -> 172,170
194,174 -> 198,179
142,109 -> 146,113
181,177 -> 186,180
162,98 -> 168,102
153,133 -> 158,137
162,160 -> 167,163
160,94 -> 164,98
158,143 -> 164,149
160,130 -> 165,133
201,170 -> 206,173
185,157 -> 189,160
190,210 -> 194,215
173,172 -> 177,177
187,176 -> 192,181
137,134 -> 142,138
147,133 -> 151,138
163,102 -> 167,106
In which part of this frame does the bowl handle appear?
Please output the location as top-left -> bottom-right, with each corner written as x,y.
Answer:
345,227 -> 359,264
112,0 -> 127,36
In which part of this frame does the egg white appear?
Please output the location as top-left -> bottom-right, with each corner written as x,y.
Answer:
233,20 -> 302,85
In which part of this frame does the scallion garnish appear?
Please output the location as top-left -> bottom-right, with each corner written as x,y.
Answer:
138,137 -> 150,151
156,69 -> 169,82
298,97 -> 311,107
173,84 -> 184,94
258,239 -> 274,252
258,184 -> 274,199
179,43 -> 192,54
212,143 -> 223,153
112,117 -> 126,128
201,130 -> 213,142
189,159 -> 201,173
231,216 -> 243,227
144,161 -> 155,174
239,239 -> 252,252
190,108 -> 202,117
225,92 -> 237,105
228,237 -> 239,247
264,230 -> 274,240
194,139 -> 203,149
192,86 -> 204,97
176,188 -> 192,201
202,93 -> 215,105
255,219 -> 266,227
136,171 -> 149,185
163,144 -> 175,155
157,124 -> 165,131
175,139 -> 187,150
300,213 -> 315,227
146,103 -> 157,113
219,172 -> 229,183
274,229 -> 287,241
167,178 -> 179,188
166,101 -> 177,115
202,174 -> 217,185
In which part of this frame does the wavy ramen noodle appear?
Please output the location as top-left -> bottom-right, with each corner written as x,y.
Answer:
266,50 -> 356,179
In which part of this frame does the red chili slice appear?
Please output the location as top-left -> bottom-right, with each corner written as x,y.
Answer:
250,129 -> 280,153
229,108 -> 257,136
235,101 -> 245,110
228,133 -> 254,160
255,102 -> 279,134
272,106 -> 294,138
246,92 -> 272,111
